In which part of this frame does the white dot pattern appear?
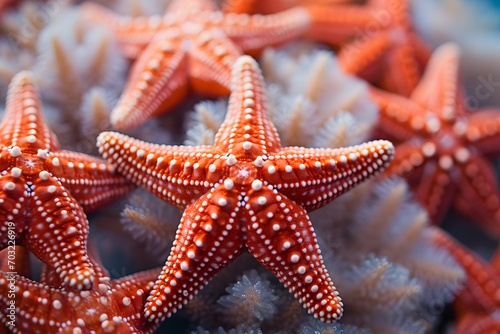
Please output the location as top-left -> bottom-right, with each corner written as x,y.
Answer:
97,56 -> 395,324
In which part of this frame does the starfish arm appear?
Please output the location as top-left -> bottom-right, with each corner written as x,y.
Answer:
413,161 -> 456,225
110,39 -> 189,129
338,31 -> 392,77
465,108 -> 500,156
370,87 -> 434,140
0,169 -> 29,250
454,155 -> 500,237
221,8 -> 311,53
410,43 -> 466,120
383,141 -> 426,178
214,56 -> 282,155
265,140 -> 394,211
80,2 -> 163,59
432,228 -> 498,313
305,5 -> 376,45
47,150 -> 134,213
0,272 -> 72,333
246,191 -> 343,322
40,244 -> 111,287
24,177 -> 95,290
97,132 -> 218,209
380,42 -> 424,96
188,31 -> 239,95
145,189 -> 243,322
0,71 -> 59,151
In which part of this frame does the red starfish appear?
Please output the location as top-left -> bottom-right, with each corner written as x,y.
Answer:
0,254 -> 160,333
97,55 -> 394,323
372,43 -> 500,237
432,228 -> 500,334
81,0 -> 312,129
0,71 -> 134,290
333,0 -> 430,96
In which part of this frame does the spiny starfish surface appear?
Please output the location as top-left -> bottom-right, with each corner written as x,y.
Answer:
432,228 -> 500,334
0,71 -> 133,290
0,255 -> 160,333
82,0 -> 311,129
97,55 -> 395,323
372,43 -> 500,237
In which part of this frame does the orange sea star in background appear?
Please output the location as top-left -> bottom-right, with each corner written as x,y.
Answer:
0,72 -> 134,290
371,43 -> 500,237
336,0 -> 431,96
432,228 -> 500,334
82,0 -> 312,129
97,55 -> 394,324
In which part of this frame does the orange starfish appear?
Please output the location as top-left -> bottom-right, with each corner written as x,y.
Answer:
97,55 -> 394,323
372,43 -> 500,237
432,228 -> 500,334
335,0 -> 431,95
0,71 -> 134,290
0,254 -> 160,333
82,0 -> 311,129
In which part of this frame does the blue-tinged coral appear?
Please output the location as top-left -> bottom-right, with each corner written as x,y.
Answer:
218,270 -> 279,325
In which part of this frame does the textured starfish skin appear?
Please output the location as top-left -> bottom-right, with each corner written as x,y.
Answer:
97,56 -> 394,323
372,43 -> 500,237
0,72 -> 134,290
432,228 -> 500,334
0,256 -> 160,334
82,0 -> 311,129
334,0 -> 430,96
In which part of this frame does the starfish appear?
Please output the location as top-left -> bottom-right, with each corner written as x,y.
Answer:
0,71 -> 134,290
0,254 -> 161,333
97,55 -> 395,323
334,0 -> 431,96
81,0 -> 312,129
371,43 -> 500,237
432,228 -> 500,334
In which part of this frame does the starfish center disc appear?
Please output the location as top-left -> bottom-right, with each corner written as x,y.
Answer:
228,161 -> 258,187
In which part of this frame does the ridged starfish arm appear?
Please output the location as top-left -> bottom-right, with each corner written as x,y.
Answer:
25,175 -> 95,290
145,189 -> 243,321
338,29 -> 392,72
381,41 -> 424,96
413,162 -> 456,225
246,191 -> 343,321
221,7 -> 311,52
0,263 -> 160,333
455,156 -> 500,235
305,4 -> 376,45
81,2 -> 163,59
410,43 -> 465,120
268,141 -> 394,212
432,228 -> 499,313
47,150 -> 135,213
97,132 -> 220,209
110,42 -> 189,129
0,72 -> 60,152
466,109 -> 500,156
383,141 -> 426,178
370,87 -> 435,141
